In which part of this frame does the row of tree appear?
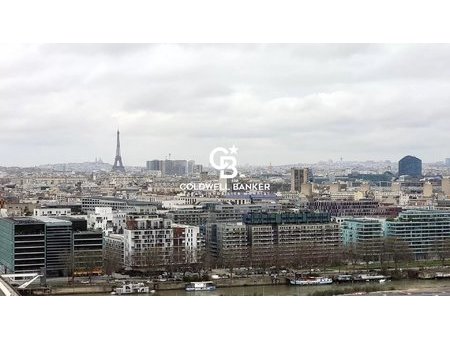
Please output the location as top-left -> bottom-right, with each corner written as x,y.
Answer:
102,237 -> 450,276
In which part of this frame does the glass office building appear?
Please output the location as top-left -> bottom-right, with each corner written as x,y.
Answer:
398,155 -> 422,178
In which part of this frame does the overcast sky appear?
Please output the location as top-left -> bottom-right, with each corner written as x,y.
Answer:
1,44 -> 450,167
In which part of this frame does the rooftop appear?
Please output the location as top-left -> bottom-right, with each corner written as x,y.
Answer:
32,216 -> 72,224
0,217 -> 45,225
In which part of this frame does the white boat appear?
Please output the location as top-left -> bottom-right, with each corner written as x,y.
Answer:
355,274 -> 389,282
290,277 -> 333,286
185,281 -> 216,291
115,282 -> 150,295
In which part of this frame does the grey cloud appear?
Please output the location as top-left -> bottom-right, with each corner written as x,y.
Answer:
1,44 -> 450,166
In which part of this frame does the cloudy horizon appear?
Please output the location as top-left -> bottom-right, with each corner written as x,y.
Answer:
1,44 -> 450,167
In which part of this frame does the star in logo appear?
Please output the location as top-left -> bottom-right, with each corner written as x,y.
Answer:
229,145 -> 238,155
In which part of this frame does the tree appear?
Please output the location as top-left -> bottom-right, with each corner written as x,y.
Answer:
74,250 -> 103,283
104,247 -> 123,276
141,246 -> 166,276
356,238 -> 383,272
383,237 -> 414,271
431,238 -> 450,266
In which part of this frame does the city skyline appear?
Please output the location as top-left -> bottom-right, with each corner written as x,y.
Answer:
2,44 -> 450,166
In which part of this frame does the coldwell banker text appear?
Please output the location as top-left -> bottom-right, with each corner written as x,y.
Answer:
179,146 -> 271,192
179,182 -> 271,191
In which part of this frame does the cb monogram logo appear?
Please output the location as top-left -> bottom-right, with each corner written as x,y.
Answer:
209,145 -> 238,179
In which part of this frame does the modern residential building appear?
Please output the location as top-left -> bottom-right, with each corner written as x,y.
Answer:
243,210 -> 330,225
277,222 -> 341,264
308,199 -> 383,217
342,218 -> 385,259
398,155 -> 422,178
172,224 -> 203,264
385,209 -> 450,259
244,211 -> 341,266
166,206 -> 208,226
246,223 -> 276,266
123,218 -> 174,270
205,222 -> 248,267
87,207 -> 127,234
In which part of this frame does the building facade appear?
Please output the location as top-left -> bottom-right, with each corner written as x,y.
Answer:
385,209 -> 450,259
172,224 -> 203,265
342,218 -> 385,260
35,216 -> 73,277
205,222 -> 248,267
290,168 -> 310,192
33,208 -> 72,217
123,218 -> 174,270
398,155 -> 422,178
0,217 -> 46,274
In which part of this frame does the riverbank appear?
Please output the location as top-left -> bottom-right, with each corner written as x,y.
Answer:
30,275 -> 286,295
28,278 -> 450,296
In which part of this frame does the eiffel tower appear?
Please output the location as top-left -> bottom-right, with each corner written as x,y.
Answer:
112,129 -> 126,173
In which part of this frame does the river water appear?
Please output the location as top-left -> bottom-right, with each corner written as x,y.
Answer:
150,279 -> 450,296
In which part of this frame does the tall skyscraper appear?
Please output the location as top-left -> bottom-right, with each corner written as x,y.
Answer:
112,129 -> 125,173
146,158 -> 194,176
146,160 -> 162,171
290,168 -> 310,192
398,155 -> 422,178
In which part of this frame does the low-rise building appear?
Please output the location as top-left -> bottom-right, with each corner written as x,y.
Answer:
33,207 -> 72,217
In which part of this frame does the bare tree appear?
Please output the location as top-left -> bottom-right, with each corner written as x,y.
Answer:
357,238 -> 383,272
141,246 -> 166,276
431,238 -> 450,266
74,250 -> 103,283
104,247 -> 123,276
383,237 -> 414,271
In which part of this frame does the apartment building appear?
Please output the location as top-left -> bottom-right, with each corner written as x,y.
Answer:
385,209 -> 450,259
123,218 -> 174,270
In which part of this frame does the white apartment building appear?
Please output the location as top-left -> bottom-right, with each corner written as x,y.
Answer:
33,207 -> 72,217
172,224 -> 202,264
123,218 -> 174,270
87,207 -> 127,235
